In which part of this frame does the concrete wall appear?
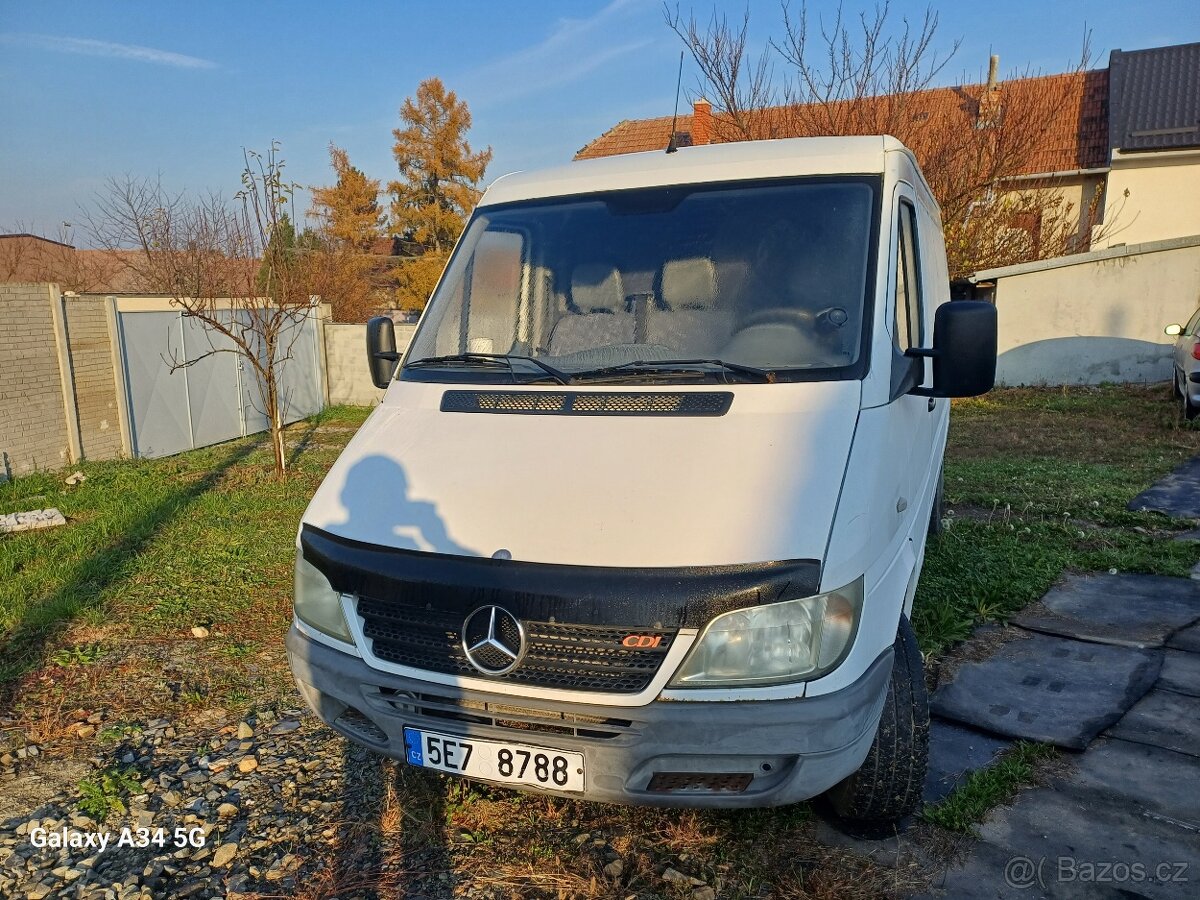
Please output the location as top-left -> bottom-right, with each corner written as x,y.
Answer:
0,283 -> 72,477
979,238 -> 1200,386
323,322 -> 416,406
1102,151 -> 1200,247
63,296 -> 124,461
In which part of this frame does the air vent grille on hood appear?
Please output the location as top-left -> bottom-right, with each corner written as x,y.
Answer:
441,390 -> 732,416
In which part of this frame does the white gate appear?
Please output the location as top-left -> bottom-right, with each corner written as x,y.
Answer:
113,299 -> 324,459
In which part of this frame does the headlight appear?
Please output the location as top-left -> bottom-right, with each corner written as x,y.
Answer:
668,577 -> 862,687
294,552 -> 354,645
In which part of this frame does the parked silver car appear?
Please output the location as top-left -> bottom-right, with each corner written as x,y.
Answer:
1166,309 -> 1200,420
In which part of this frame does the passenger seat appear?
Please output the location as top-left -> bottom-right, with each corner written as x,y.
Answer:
547,264 -> 634,355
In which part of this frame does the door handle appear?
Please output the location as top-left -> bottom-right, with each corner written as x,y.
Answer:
927,397 -> 936,412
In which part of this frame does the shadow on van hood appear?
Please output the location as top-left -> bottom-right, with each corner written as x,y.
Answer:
302,381 -> 860,568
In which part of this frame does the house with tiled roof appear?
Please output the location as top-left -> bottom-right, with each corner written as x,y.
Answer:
1102,42 -> 1200,245
577,71 -> 1110,177
578,41 -> 1200,258
0,234 -> 148,293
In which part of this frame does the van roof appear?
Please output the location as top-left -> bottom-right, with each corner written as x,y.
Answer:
480,135 -> 910,207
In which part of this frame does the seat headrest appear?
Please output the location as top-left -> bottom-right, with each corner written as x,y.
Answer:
661,257 -> 717,310
571,264 -> 624,314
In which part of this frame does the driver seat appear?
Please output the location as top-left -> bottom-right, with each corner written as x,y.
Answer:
648,257 -> 733,356
548,263 -> 634,355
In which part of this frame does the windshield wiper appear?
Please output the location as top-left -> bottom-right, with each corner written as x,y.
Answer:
570,358 -> 775,384
403,353 -> 572,385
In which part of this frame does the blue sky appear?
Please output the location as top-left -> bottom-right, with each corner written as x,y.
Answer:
1,0 -> 1196,245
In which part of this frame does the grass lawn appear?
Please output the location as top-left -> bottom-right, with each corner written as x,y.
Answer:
0,405 -> 370,733
915,385 -> 1200,654
1,384 -> 1197,897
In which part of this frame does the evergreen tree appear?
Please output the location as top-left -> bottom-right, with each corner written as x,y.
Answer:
310,145 -> 383,251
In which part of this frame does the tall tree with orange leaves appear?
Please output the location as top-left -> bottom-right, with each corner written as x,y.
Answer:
308,144 -> 387,322
389,77 -> 491,309
309,144 -> 384,251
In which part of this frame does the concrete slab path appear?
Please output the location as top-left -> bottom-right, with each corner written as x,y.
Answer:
1014,573 -> 1200,648
920,575 -> 1200,898
1128,455 -> 1200,518
929,632 -> 1162,749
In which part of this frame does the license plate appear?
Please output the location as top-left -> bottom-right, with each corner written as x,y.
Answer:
402,727 -> 584,792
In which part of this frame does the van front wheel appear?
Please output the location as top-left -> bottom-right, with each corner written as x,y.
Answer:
824,617 -> 929,828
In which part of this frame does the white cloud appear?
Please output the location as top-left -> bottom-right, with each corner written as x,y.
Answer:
460,0 -> 656,105
0,33 -> 217,69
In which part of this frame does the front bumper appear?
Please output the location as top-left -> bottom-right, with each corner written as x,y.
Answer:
286,624 -> 892,808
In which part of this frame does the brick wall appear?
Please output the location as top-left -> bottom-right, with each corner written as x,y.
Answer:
0,283 -> 70,477
63,297 -> 124,460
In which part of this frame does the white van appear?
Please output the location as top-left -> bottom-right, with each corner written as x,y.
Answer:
287,136 -> 996,825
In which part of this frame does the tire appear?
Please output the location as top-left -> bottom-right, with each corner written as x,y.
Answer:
824,616 -> 930,828
1172,370 -> 1183,399
1184,375 -> 1198,422
928,467 -> 945,537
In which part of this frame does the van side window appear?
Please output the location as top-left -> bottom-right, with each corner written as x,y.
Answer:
894,201 -> 923,352
463,229 -> 526,354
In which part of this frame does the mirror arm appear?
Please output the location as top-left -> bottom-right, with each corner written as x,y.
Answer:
904,347 -> 940,360
904,345 -> 940,396
374,350 -> 401,362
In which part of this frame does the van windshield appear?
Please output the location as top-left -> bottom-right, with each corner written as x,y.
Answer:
402,178 -> 878,384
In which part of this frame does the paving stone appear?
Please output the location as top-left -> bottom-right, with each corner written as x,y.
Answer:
923,721 -> 1012,804
1106,689 -> 1200,758
1172,527 -> 1200,542
920,839 -> 1128,899
1128,455 -> 1200,519
981,789 -> 1199,899
1159,649 -> 1200,697
1166,622 -> 1200,653
0,508 -> 67,534
1012,573 -> 1200,648
929,788 -> 1199,899
1054,737 -> 1200,827
930,633 -> 1162,749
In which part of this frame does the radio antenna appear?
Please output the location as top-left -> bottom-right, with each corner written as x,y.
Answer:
666,51 -> 684,154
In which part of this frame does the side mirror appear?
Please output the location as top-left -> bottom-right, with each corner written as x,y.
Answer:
909,301 -> 997,398
366,316 -> 400,389
1165,323 -> 1183,337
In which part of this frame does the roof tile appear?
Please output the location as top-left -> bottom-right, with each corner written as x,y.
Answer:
577,71 -> 1110,176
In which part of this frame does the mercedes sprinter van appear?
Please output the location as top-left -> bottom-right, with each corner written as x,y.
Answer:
287,136 -> 996,825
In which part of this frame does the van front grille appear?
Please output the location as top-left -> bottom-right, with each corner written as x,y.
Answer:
368,689 -> 634,740
356,596 -> 675,694
647,772 -> 754,793
440,390 -> 733,416
335,707 -> 389,745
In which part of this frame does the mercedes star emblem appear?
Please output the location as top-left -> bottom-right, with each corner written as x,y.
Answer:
461,605 -> 527,676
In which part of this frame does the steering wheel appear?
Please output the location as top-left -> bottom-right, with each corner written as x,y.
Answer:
740,306 -> 849,331
739,307 -> 816,330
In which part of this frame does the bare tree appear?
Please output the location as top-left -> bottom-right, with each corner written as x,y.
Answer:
666,2 -> 1122,277
85,143 -> 316,476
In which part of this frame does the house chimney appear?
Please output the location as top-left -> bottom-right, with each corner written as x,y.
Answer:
986,54 -> 999,91
692,98 -> 712,146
